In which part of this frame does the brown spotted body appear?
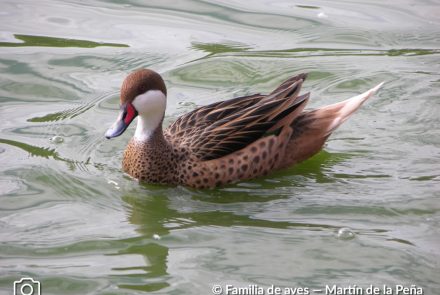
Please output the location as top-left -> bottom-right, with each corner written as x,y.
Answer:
106,69 -> 383,188
122,129 -> 290,189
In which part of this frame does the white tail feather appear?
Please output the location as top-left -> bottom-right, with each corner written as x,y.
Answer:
324,82 -> 384,132
283,82 -> 384,167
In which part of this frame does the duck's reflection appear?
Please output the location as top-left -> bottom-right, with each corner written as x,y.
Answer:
115,161 -> 340,293
114,193 -> 173,292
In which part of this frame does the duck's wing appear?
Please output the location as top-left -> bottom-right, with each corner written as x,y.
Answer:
165,73 -> 309,161
166,93 -> 264,147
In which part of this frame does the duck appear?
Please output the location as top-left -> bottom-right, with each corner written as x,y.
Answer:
105,69 -> 383,189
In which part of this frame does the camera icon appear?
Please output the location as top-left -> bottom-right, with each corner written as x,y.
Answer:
13,277 -> 41,295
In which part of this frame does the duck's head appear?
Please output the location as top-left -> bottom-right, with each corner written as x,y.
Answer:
105,69 -> 167,139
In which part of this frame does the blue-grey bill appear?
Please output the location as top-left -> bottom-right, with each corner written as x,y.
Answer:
105,110 -> 128,139
105,103 -> 138,139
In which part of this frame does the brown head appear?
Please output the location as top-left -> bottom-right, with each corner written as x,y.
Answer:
105,69 -> 168,140
120,69 -> 167,105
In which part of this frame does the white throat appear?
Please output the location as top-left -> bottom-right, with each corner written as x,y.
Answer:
131,90 -> 166,142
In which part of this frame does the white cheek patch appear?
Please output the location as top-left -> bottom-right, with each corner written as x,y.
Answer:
132,90 -> 166,115
132,90 -> 167,141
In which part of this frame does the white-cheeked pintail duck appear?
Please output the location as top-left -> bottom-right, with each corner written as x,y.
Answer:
105,69 -> 383,189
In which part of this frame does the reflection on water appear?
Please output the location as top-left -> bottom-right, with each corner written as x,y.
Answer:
0,34 -> 128,48
1,0 -> 439,294
113,186 -> 429,293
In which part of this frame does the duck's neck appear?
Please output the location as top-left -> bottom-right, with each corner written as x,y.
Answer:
123,117 -> 171,183
134,114 -> 165,143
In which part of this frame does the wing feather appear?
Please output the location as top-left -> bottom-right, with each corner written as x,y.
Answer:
165,73 -> 309,160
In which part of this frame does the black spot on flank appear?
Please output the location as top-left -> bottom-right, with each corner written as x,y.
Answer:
268,139 -> 275,149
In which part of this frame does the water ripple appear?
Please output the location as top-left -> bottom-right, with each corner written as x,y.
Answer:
1,0 -> 440,294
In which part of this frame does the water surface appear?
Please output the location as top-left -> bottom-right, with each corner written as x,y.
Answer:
1,0 -> 439,294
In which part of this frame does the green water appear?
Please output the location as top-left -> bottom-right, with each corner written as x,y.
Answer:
1,0 -> 439,294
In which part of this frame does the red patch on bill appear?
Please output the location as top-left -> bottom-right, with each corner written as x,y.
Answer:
124,103 -> 137,125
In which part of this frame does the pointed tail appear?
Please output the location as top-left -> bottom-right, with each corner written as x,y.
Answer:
280,82 -> 384,168
316,82 -> 384,134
